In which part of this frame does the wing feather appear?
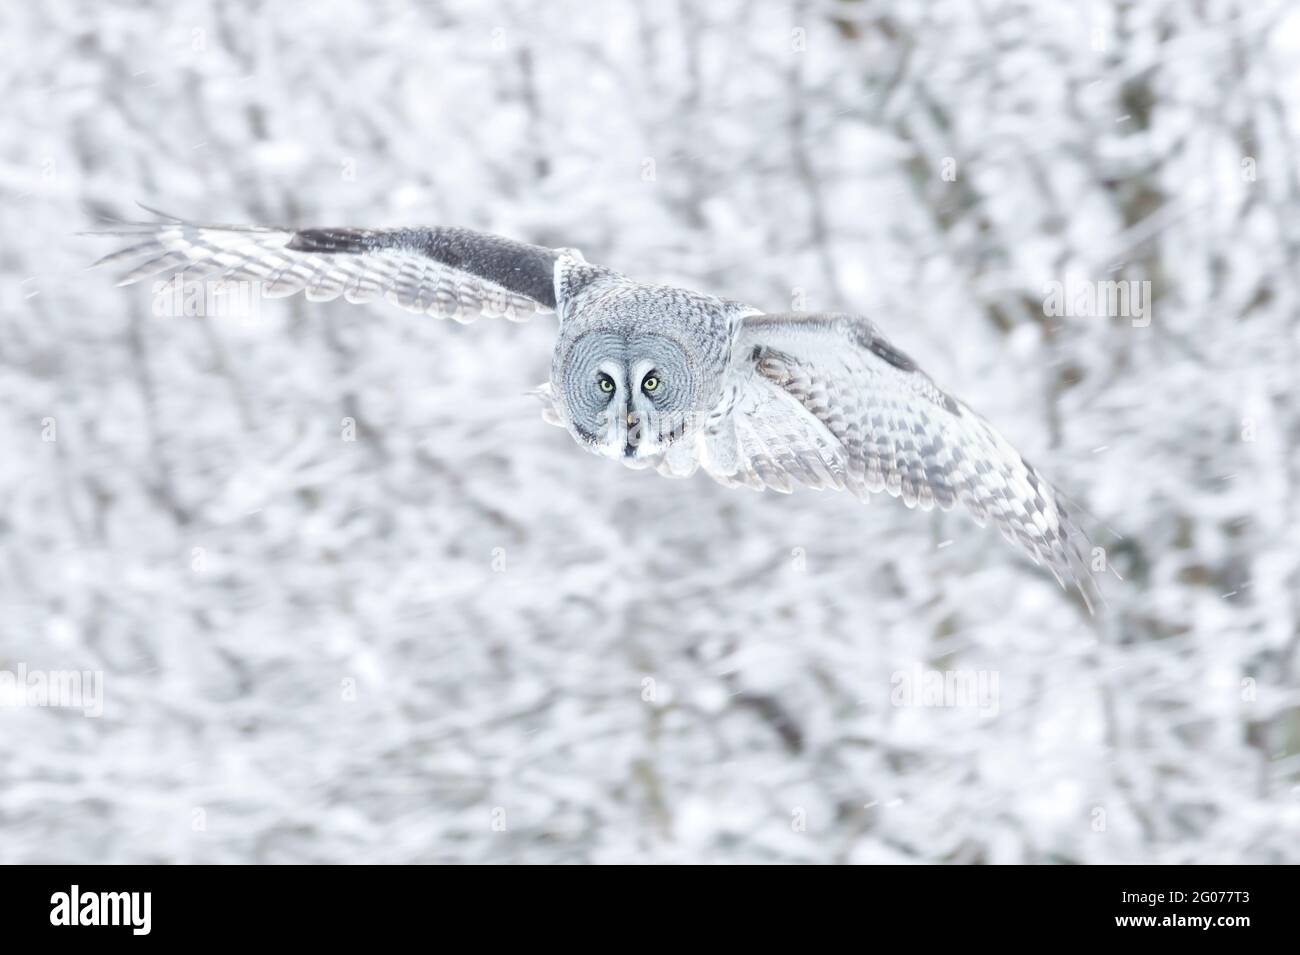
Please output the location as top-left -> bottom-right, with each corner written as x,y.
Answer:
703,313 -> 1101,611
85,210 -> 562,322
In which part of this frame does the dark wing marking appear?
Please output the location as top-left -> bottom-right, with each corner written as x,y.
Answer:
86,208 -> 564,323
287,226 -> 558,308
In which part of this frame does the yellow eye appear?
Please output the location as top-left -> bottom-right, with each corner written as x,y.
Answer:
642,375 -> 659,393
597,375 -> 615,393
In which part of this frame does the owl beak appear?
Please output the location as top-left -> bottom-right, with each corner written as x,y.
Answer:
596,408 -> 660,465
623,410 -> 640,458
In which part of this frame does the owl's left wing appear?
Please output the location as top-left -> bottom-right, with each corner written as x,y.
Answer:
85,207 -> 566,322
701,313 -> 1100,612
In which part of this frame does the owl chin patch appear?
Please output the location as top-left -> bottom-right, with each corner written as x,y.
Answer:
619,453 -> 662,471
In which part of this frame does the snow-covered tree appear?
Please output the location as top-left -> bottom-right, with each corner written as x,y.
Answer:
0,0 -> 1295,863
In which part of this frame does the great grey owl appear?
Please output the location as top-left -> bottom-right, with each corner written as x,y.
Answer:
90,209 -> 1101,611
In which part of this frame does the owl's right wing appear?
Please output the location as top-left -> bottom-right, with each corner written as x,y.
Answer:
86,207 -> 573,323
703,312 -> 1100,612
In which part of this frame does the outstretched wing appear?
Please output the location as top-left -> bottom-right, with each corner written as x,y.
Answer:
706,313 -> 1100,612
85,207 -> 566,322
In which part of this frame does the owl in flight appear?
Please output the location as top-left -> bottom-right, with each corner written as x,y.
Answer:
90,209 -> 1100,611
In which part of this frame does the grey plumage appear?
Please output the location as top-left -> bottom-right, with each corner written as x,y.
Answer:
88,210 -> 1101,611
718,314 -> 1098,610
87,208 -> 555,322
288,225 -> 561,309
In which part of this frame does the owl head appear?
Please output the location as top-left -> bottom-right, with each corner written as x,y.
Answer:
549,262 -> 730,466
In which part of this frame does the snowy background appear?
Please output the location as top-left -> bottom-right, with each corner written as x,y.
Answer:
2,0 -> 1298,863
